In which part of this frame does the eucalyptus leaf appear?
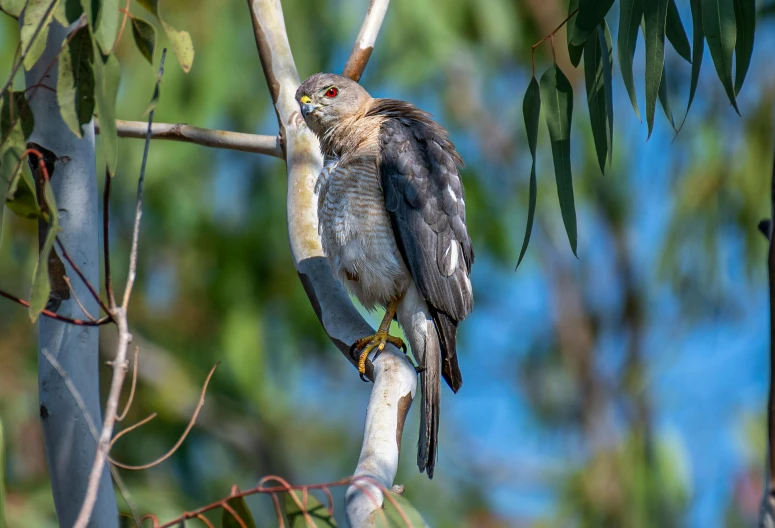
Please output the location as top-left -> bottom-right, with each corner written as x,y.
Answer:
20,0 -> 60,70
94,0 -> 118,53
644,0 -> 668,139
221,495 -> 257,528
665,0 -> 692,62
680,0 -> 704,129
658,65 -> 676,131
0,0 -> 27,18
702,0 -> 739,112
539,64 -> 577,256
57,24 -> 95,137
94,52 -> 120,174
5,165 -> 42,220
567,0 -> 583,67
571,0 -> 614,47
131,17 -> 157,63
517,77 -> 540,269
584,23 -> 613,174
601,22 -> 614,167
618,0 -> 643,120
29,224 -> 59,322
733,0 -> 755,94
136,0 -> 193,72
376,491 -> 430,528
284,491 -> 337,528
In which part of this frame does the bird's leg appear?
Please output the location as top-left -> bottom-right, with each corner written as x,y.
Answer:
351,299 -> 407,380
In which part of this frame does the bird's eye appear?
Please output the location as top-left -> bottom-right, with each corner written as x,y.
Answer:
324,87 -> 339,98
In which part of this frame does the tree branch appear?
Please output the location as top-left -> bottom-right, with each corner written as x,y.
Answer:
246,1 -> 414,525
341,0 -> 390,82
94,119 -> 283,159
761,136 -> 775,527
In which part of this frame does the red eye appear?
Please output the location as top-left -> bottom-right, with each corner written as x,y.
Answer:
325,87 -> 338,98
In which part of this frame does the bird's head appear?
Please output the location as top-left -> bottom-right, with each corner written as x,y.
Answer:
295,73 -> 371,136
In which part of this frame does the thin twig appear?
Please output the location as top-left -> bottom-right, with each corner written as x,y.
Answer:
103,168 -> 116,308
95,119 -> 284,158
122,49 -> 166,310
109,362 -> 218,470
116,346 -> 139,421
109,413 -> 157,450
196,514 -> 215,528
220,503 -> 247,528
62,276 -> 97,321
113,0 -> 132,53
763,137 -> 775,527
56,237 -> 113,318
341,0 -> 390,82
530,7 -> 578,77
0,289 -> 110,326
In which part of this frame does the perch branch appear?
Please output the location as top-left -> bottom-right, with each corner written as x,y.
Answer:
95,119 -> 284,159
341,0 -> 390,82
247,1 -> 415,525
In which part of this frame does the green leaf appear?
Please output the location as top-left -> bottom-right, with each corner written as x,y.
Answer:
666,0 -> 692,62
131,17 -> 157,64
733,0 -> 754,94
702,0 -> 739,112
601,22 -> 614,167
1,90 -> 34,147
584,23 -> 613,174
0,0 -> 27,18
284,491 -> 337,528
221,495 -> 257,528
644,0 -> 668,139
94,0 -> 118,54
57,24 -> 95,138
570,0 -> 614,47
618,0 -> 643,120
136,0 -> 193,72
679,0 -> 704,128
567,0 -> 583,67
658,65 -> 676,130
29,223 -> 59,322
20,0 -> 60,70
64,0 -> 83,23
0,420 -> 6,528
94,52 -> 119,174
517,77 -> 540,269
376,491 -> 429,528
539,64 -> 577,256
5,165 -> 41,220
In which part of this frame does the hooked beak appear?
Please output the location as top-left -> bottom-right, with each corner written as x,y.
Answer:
299,95 -> 319,118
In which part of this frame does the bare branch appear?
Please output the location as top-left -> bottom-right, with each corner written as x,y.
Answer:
0,288 -> 110,326
95,119 -> 284,159
342,0 -> 390,82
116,346 -> 140,421
56,237 -> 113,318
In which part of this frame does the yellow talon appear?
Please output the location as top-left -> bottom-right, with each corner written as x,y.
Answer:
351,299 -> 406,378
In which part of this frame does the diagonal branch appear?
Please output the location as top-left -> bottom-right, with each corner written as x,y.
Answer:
95,119 -> 283,159
341,0 -> 390,82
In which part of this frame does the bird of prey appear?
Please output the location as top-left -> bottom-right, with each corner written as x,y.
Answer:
295,73 -> 474,478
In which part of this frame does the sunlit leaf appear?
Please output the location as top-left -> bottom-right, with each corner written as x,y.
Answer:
702,0 -> 739,112
570,0 -> 614,47
658,65 -> 676,131
376,491 -> 429,528
131,17 -> 157,64
517,77 -> 540,269
136,0 -> 193,72
221,495 -> 257,528
284,491 -> 337,527
20,0 -> 60,70
94,52 -> 120,174
539,64 -> 577,256
618,0 -> 643,120
57,24 -> 95,137
644,0 -> 668,139
665,0 -> 692,62
567,0 -> 583,67
0,0 -> 27,18
29,224 -> 59,322
733,0 -> 755,94
584,23 -> 613,174
94,0 -> 118,53
680,0 -> 704,129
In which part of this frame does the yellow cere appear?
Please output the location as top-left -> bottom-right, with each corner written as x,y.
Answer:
300,95 -> 312,104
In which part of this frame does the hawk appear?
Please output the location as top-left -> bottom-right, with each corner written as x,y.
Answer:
295,73 -> 474,478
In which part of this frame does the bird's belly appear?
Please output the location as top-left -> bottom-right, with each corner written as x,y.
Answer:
318,168 -> 409,310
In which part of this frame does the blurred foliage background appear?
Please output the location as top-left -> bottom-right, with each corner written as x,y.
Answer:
1,0 -> 775,526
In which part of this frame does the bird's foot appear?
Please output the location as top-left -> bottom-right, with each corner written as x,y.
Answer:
351,331 -> 407,381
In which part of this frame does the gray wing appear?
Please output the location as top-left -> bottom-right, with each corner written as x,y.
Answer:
377,105 -> 473,391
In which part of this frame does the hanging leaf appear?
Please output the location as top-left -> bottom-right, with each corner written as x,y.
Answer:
618,0 -> 643,120
733,0 -> 755,94
57,24 -> 95,138
601,22 -> 614,167
680,0 -> 704,129
567,0 -> 583,67
284,491 -> 337,528
29,223 -> 59,322
136,0 -> 193,72
94,0 -> 118,54
221,495 -> 257,528
658,65 -> 677,131
64,0 -> 83,23
94,52 -> 120,174
644,0 -> 668,139
5,166 -> 42,220
20,0 -> 60,70
584,23 -> 613,174
665,0 -> 692,62
702,0 -> 739,112
570,0 -> 614,47
1,90 -> 35,148
131,17 -> 157,64
517,77 -> 540,269
0,0 -> 26,18
539,64 -> 577,256
376,491 -> 429,528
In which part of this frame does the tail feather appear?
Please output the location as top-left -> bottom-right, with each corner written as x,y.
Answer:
418,319 -> 441,478
432,309 -> 462,393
